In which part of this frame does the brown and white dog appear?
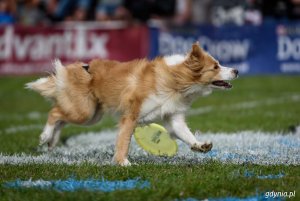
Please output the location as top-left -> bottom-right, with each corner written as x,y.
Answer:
26,42 -> 238,166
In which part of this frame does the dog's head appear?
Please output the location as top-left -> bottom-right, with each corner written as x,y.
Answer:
184,42 -> 238,90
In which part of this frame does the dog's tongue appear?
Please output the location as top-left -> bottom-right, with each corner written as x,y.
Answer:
212,81 -> 232,88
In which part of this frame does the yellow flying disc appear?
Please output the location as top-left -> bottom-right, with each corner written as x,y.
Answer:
134,123 -> 178,157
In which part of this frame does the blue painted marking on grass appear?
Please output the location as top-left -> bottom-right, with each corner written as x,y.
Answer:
244,170 -> 285,179
208,196 -> 283,201
5,177 -> 150,192
257,173 -> 285,179
207,150 -> 218,157
277,138 -> 300,148
179,198 -> 198,201
244,170 -> 255,178
180,195 -> 283,201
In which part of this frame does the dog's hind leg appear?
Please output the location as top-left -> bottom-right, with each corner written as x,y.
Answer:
39,107 -> 64,148
43,103 -> 103,150
48,121 -> 65,150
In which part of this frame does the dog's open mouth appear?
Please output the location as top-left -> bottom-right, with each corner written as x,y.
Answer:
211,80 -> 232,89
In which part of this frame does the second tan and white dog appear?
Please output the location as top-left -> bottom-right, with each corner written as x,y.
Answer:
26,42 -> 238,166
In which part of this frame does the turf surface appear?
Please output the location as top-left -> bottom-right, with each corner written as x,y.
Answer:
0,75 -> 299,200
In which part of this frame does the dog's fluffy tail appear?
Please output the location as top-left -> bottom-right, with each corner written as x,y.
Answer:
25,59 -> 66,99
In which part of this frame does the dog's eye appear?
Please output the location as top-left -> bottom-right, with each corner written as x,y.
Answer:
214,65 -> 219,70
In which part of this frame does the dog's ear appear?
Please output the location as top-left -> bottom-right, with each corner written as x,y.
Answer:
186,42 -> 206,73
191,42 -> 205,59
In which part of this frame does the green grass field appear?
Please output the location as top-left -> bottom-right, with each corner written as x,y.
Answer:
0,75 -> 299,201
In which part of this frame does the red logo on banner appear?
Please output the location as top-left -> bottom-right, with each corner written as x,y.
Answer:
0,24 -> 149,75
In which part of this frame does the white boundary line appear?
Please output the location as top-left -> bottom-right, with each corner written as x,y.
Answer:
0,111 -> 46,121
0,128 -> 299,166
1,124 -> 43,134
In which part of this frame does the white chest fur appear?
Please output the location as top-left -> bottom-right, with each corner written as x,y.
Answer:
138,92 -> 188,123
138,84 -> 214,123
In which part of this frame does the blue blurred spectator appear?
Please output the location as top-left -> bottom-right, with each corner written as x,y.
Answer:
50,0 -> 92,21
1,0 -> 296,26
95,0 -> 127,21
0,0 -> 16,24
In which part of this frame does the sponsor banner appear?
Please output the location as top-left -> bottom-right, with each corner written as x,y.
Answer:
149,22 -> 300,74
0,24 -> 149,75
1,22 -> 300,75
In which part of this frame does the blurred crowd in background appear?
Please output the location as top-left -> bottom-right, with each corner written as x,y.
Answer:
1,0 -> 300,26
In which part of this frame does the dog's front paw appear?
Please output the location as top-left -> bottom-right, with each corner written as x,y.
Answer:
120,159 -> 131,166
191,141 -> 213,153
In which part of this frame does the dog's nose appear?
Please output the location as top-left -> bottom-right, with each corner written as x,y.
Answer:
233,69 -> 239,77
